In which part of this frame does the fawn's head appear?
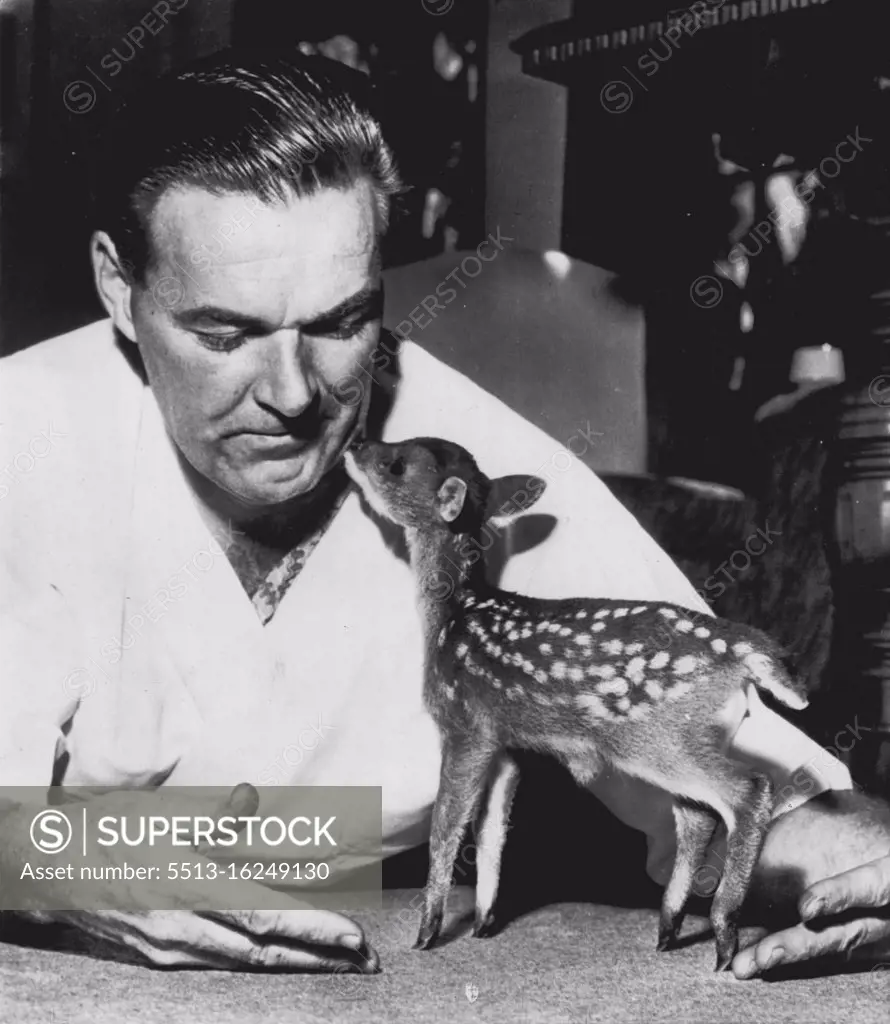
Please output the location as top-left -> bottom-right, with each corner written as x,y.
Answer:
344,437 -> 546,535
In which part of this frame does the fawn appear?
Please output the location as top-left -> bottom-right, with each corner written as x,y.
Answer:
344,436 -> 809,971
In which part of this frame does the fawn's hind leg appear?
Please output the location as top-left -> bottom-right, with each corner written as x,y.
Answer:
657,801 -> 719,952
473,751 -> 521,938
414,734 -> 498,951
711,772 -> 774,972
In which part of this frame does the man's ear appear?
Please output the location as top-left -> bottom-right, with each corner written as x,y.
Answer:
485,475 -> 547,529
90,231 -> 137,343
437,476 -> 468,523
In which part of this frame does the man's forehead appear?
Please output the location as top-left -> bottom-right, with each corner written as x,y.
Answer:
146,182 -> 379,318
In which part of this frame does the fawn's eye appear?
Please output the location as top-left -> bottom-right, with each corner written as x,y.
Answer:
390,457 -> 405,477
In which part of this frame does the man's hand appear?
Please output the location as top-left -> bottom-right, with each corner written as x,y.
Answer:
733,791 -> 890,978
2,784 -> 379,973
31,905 -> 379,972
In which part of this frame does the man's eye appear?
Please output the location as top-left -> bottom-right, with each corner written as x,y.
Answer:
306,317 -> 375,341
195,331 -> 246,352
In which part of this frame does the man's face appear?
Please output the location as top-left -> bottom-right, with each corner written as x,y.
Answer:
126,181 -> 382,509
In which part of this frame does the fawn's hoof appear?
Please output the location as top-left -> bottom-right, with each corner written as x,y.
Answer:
472,910 -> 498,939
714,933 -> 738,973
714,953 -> 734,973
412,911 -> 443,951
656,921 -> 680,952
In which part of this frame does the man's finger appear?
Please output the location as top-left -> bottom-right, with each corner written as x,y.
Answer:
201,908 -> 374,958
732,917 -> 890,979
799,857 -> 890,920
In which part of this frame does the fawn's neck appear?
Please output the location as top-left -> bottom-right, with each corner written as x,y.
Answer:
404,526 -> 487,636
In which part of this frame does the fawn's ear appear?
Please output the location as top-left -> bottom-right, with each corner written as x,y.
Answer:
485,475 -> 547,528
437,476 -> 469,523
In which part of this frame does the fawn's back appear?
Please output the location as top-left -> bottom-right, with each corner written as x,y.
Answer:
429,591 -> 806,804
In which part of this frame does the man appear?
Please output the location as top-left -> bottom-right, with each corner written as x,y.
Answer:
0,50 -> 888,978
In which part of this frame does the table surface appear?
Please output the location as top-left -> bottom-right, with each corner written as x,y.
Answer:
2,889 -> 888,1024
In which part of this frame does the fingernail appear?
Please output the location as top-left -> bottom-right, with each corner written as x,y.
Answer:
339,933 -> 362,950
765,947 -> 784,970
801,898 -> 823,920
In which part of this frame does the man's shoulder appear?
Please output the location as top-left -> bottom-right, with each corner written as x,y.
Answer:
2,317 -> 121,384
0,318 -> 139,444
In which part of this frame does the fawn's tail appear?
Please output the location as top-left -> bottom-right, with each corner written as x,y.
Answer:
742,652 -> 809,710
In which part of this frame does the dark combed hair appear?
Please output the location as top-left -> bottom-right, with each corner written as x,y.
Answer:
94,48 -> 404,282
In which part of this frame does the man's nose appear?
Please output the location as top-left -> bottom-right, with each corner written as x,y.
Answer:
257,332 -> 316,417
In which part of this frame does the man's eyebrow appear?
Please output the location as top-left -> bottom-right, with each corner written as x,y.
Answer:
172,284 -> 383,333
302,284 -> 383,330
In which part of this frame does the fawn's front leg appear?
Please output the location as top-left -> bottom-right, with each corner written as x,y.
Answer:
414,734 -> 498,951
711,773 -> 774,971
658,801 -> 719,951
473,751 -> 521,938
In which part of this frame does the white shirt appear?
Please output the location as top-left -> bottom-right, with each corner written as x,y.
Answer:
0,319 -> 851,885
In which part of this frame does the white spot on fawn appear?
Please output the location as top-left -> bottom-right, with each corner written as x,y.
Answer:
520,627 -> 533,639
616,696 -> 632,712
644,680 -> 663,700
675,620 -> 693,633
478,600 -> 494,610
443,683 -> 455,700
576,692 -> 610,720
534,669 -> 548,684
631,606 -> 647,614
540,642 -> 553,655
711,638 -> 727,654
456,642 -> 468,659
596,677 -> 629,696
673,656 -> 698,675
601,639 -> 624,656
549,623 -> 562,634
733,642 -> 754,656
626,656 -> 646,682
588,664 -> 617,680
659,608 -> 677,620
592,621 -> 606,633
575,610 -> 587,619
694,627 -> 710,639
575,633 -> 592,647
613,608 -> 629,618
650,651 -> 670,670
438,627 -> 447,646
569,665 -> 585,683
537,621 -> 551,632
551,661 -> 568,680
507,630 -> 519,641
560,627 -> 573,637
594,609 -> 610,620
624,642 -> 643,655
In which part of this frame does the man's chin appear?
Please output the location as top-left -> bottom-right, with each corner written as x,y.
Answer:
225,446 -> 342,507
